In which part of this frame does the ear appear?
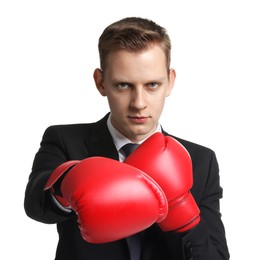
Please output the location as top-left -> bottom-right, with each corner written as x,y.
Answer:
166,68 -> 176,96
93,68 -> 107,96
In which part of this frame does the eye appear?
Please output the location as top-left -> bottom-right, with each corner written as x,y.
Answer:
147,82 -> 159,89
116,83 -> 131,89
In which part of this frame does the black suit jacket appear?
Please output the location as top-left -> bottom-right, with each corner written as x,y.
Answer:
24,114 -> 229,260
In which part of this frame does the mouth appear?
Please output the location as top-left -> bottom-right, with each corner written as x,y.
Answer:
128,116 -> 150,123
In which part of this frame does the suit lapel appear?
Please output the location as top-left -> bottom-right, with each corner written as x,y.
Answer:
84,114 -> 119,161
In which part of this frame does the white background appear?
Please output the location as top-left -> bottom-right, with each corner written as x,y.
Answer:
1,0 -> 252,259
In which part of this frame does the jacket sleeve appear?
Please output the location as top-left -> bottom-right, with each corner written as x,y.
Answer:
161,146 -> 229,260
24,126 -> 74,224
165,150 -> 230,260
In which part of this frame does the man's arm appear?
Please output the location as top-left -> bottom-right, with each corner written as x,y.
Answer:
24,126 -> 72,224
177,151 -> 229,259
124,133 -> 229,259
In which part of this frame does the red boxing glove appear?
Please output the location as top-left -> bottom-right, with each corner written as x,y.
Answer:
124,133 -> 200,232
45,157 -> 168,243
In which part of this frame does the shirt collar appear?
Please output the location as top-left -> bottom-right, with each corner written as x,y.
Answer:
107,113 -> 162,152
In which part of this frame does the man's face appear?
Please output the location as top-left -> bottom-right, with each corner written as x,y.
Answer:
94,44 -> 176,143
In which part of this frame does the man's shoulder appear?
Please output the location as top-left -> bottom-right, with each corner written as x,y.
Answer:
47,122 -> 95,131
44,114 -> 109,135
44,122 -> 94,136
173,135 -> 212,152
165,133 -> 215,160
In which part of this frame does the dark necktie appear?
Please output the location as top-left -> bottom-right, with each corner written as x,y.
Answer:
121,143 -> 143,260
121,143 -> 139,158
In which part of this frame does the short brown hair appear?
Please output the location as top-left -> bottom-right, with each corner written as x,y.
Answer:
98,17 -> 171,71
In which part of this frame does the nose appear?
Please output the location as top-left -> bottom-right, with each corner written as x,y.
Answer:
129,87 -> 147,111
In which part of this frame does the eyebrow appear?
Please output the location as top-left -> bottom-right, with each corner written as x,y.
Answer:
111,77 -> 166,84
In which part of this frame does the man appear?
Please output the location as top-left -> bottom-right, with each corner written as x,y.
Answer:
24,17 -> 229,259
